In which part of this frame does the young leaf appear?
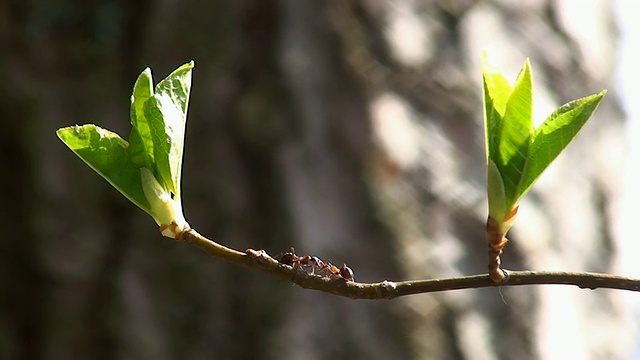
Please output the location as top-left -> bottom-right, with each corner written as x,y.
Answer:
483,55 -> 605,220
482,56 -> 533,223
57,61 -> 195,238
486,158 -> 508,226
482,54 -> 512,161
145,61 -> 193,198
495,60 -> 533,206
482,54 -> 605,282
129,68 -> 155,169
56,124 -> 152,215
517,90 -> 606,201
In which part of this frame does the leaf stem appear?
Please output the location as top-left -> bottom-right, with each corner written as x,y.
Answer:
179,228 -> 640,299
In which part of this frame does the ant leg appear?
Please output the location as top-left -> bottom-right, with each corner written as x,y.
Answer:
305,256 -> 323,275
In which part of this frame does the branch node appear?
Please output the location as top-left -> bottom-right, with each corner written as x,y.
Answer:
379,280 -> 397,299
486,217 -> 509,283
174,227 -> 193,243
245,248 -> 275,267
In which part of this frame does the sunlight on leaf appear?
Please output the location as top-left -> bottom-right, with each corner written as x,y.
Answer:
56,124 -> 152,214
497,59 -> 533,205
518,91 -> 606,202
129,68 -> 155,169
57,61 -> 195,238
145,61 -> 193,198
482,53 -> 605,239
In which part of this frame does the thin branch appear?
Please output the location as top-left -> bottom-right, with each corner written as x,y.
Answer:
178,228 -> 640,299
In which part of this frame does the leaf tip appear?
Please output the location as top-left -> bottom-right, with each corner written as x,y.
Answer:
518,58 -> 533,80
56,124 -> 84,142
175,61 -> 195,73
55,127 -> 65,138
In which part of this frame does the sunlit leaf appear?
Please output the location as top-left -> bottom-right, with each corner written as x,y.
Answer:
57,61 -> 195,238
56,124 -> 152,214
517,91 -> 606,201
482,54 -> 605,241
129,68 -> 155,169
496,60 -> 533,205
145,61 -> 193,197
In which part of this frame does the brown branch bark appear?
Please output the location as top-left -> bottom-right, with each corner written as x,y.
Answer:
178,228 -> 640,299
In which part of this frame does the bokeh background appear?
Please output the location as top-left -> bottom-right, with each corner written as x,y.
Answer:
2,0 -> 639,359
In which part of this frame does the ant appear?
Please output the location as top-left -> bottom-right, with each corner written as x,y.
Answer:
320,261 -> 355,282
276,248 -> 355,282
277,249 -> 323,270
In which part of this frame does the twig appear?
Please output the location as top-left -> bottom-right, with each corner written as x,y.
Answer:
178,228 -> 640,299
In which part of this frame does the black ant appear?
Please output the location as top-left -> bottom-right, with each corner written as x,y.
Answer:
276,248 -> 355,282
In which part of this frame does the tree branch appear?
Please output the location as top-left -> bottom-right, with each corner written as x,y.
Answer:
178,228 -> 640,299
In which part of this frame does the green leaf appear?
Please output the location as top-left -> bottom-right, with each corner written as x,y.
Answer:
517,90 -> 606,202
482,53 -> 606,241
496,59 -> 533,205
145,61 -> 193,197
482,57 -> 533,219
487,158 -> 508,223
482,53 -> 512,161
57,61 -> 195,238
129,68 -> 155,169
56,124 -> 152,215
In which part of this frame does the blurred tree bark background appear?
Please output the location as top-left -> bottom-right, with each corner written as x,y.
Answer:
0,0 -> 633,359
